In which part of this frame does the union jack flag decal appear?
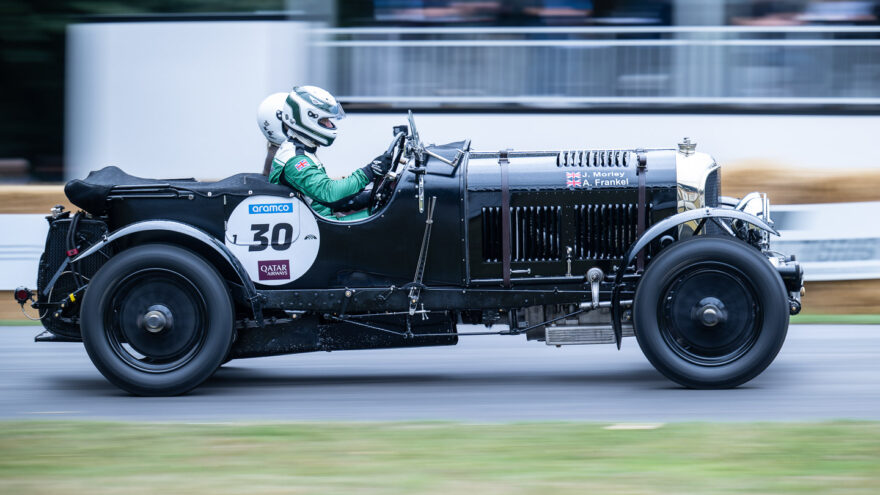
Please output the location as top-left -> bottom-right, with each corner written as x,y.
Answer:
566,179 -> 581,188
294,159 -> 310,171
566,172 -> 581,179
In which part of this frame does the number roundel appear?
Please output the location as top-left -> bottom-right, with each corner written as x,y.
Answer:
224,195 -> 321,286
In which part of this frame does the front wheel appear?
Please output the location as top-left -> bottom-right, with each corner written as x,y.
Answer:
80,244 -> 234,396
633,236 -> 789,389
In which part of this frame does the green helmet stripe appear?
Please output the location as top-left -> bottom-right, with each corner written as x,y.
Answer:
294,86 -> 341,114
285,94 -> 335,145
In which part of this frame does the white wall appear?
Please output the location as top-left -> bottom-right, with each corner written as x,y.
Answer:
65,21 -> 315,181
0,215 -> 48,289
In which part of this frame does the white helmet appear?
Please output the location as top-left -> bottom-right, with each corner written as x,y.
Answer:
256,92 -> 288,146
280,85 -> 346,147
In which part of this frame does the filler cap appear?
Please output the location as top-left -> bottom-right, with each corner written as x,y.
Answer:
678,137 -> 697,156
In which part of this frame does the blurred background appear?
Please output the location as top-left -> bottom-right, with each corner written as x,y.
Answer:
1,0 -> 879,313
1,0 -> 880,181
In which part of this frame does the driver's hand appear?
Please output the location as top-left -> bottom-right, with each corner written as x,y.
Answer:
334,190 -> 372,213
361,153 -> 393,181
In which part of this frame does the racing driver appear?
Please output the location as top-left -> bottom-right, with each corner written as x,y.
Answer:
256,86 -> 392,221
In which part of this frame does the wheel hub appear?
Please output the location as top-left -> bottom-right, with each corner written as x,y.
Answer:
699,306 -> 719,326
141,305 -> 173,334
110,270 -> 205,368
660,265 -> 761,365
693,297 -> 727,328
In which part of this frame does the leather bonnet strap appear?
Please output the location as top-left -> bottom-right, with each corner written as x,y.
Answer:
499,149 -> 511,288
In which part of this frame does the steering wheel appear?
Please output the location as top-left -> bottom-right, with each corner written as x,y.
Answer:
369,132 -> 406,213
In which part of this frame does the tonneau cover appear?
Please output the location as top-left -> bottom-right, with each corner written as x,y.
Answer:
65,166 -> 291,215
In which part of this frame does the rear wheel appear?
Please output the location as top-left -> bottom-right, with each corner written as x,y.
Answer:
81,244 -> 234,396
633,236 -> 788,389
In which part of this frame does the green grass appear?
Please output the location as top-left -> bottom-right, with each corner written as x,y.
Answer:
0,421 -> 878,494
0,320 -> 42,326
791,314 -> 880,325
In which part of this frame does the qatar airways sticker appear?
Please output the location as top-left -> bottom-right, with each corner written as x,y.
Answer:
258,260 -> 290,280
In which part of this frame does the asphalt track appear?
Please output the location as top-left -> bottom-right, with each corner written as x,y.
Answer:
1,324 -> 878,422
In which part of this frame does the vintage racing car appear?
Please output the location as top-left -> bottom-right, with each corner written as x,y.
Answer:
15,112 -> 804,395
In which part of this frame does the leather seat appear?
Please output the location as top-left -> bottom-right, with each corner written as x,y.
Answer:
65,166 -> 291,216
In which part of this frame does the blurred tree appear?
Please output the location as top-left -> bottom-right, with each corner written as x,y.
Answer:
0,0 -> 283,181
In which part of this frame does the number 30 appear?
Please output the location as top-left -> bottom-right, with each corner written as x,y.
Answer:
248,223 -> 293,252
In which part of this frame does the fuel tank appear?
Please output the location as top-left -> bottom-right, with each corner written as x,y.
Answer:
464,148 -> 680,281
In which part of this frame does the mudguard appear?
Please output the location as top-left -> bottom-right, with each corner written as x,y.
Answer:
611,207 -> 779,348
71,220 -> 263,323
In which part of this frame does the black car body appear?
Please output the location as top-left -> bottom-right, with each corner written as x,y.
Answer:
18,113 -> 804,395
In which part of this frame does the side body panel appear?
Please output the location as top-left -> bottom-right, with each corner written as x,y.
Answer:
261,154 -> 465,288
466,150 -> 677,284
98,147 -> 681,296
101,159 -> 466,290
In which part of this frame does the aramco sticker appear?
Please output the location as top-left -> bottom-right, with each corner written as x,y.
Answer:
249,203 -> 292,214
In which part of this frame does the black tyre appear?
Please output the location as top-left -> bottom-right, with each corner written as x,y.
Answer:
80,244 -> 234,396
633,236 -> 788,389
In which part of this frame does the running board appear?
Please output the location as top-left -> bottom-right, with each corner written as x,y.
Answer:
545,324 -> 634,346
34,330 -> 82,343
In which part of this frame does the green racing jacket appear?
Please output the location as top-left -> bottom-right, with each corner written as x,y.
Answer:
269,140 -> 370,221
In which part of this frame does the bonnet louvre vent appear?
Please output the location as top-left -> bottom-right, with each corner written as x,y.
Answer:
482,206 -> 561,262
572,203 -> 648,260
705,169 -> 720,208
557,150 -> 633,167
